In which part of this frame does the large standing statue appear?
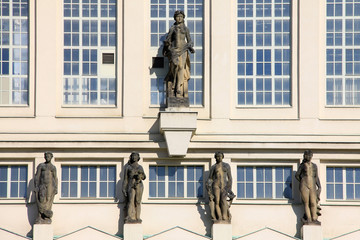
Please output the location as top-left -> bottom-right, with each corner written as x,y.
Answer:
34,152 -> 58,224
163,10 -> 195,104
295,150 -> 322,225
207,152 -> 235,223
122,152 -> 146,223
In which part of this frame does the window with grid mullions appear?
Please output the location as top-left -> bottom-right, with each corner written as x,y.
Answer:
237,0 -> 291,106
150,0 -> 204,106
0,165 -> 27,198
237,166 -> 292,199
61,165 -> 116,198
149,165 -> 203,198
326,167 -> 360,200
63,0 -> 116,106
0,0 -> 29,105
326,0 -> 360,105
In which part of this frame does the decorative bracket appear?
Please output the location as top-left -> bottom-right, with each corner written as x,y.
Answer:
159,111 -> 197,157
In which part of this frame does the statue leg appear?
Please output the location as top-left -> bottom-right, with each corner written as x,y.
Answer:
176,55 -> 186,97
300,187 -> 311,222
127,188 -> 136,221
209,200 -> 216,220
135,185 -> 143,221
220,191 -> 229,220
213,187 -> 222,220
309,189 -> 318,221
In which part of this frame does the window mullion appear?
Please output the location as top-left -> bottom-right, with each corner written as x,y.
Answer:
343,167 -> 346,200
253,167 -> 257,198
165,166 -> 168,198
7,167 -> 10,198
272,167 -> 275,199
96,166 -> 100,198
184,167 -> 187,198
77,166 -> 81,198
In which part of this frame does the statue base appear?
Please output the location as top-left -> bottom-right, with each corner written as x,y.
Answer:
166,97 -> 189,108
33,224 -> 53,240
124,223 -> 143,240
301,224 -> 323,240
211,223 -> 232,240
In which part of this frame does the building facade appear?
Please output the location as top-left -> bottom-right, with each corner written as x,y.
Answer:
0,0 -> 360,239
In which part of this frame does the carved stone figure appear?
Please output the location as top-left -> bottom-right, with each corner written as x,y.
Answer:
295,150 -> 322,225
163,10 -> 195,106
207,152 -> 235,223
34,152 -> 58,224
122,152 -> 146,223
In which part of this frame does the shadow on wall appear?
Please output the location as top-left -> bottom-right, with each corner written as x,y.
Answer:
196,201 -> 212,237
115,163 -> 126,237
26,178 -> 37,238
196,169 -> 212,237
291,170 -> 303,239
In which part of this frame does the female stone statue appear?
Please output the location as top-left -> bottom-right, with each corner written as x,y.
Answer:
34,152 -> 58,224
295,150 -> 322,224
163,10 -> 195,99
122,152 -> 146,223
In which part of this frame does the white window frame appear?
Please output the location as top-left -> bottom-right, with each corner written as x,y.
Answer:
319,0 -> 360,119
143,158 -> 209,204
0,0 -> 35,117
230,0 -> 299,120
231,158 -> 298,204
148,165 -> 204,199
325,0 -> 360,107
320,160 -> 360,206
54,158 -> 121,204
325,165 -> 360,202
236,1 -> 291,107
56,0 -> 122,117
0,159 -> 33,204
60,165 -> 117,199
236,165 -> 293,200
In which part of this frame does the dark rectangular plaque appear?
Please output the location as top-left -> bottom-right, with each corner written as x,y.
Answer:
103,53 -> 115,64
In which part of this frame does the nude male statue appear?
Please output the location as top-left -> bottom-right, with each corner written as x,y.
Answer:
295,150 -> 322,225
207,152 -> 235,223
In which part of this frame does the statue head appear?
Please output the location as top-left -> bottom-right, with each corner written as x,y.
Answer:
44,152 -> 53,163
129,152 -> 140,164
214,152 -> 224,163
173,10 -> 185,23
303,150 -> 313,162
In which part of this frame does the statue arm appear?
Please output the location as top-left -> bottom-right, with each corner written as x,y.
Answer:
226,164 -> 233,191
314,164 -> 322,196
34,164 -> 41,191
53,166 -> 58,194
139,166 -> 146,180
185,27 -> 193,46
185,27 -> 195,53
208,166 -> 214,183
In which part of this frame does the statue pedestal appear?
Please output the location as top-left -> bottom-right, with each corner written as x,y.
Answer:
33,224 -> 53,240
212,223 -> 232,240
167,97 -> 189,108
301,225 -> 323,240
123,223 -> 143,240
159,111 -> 197,157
